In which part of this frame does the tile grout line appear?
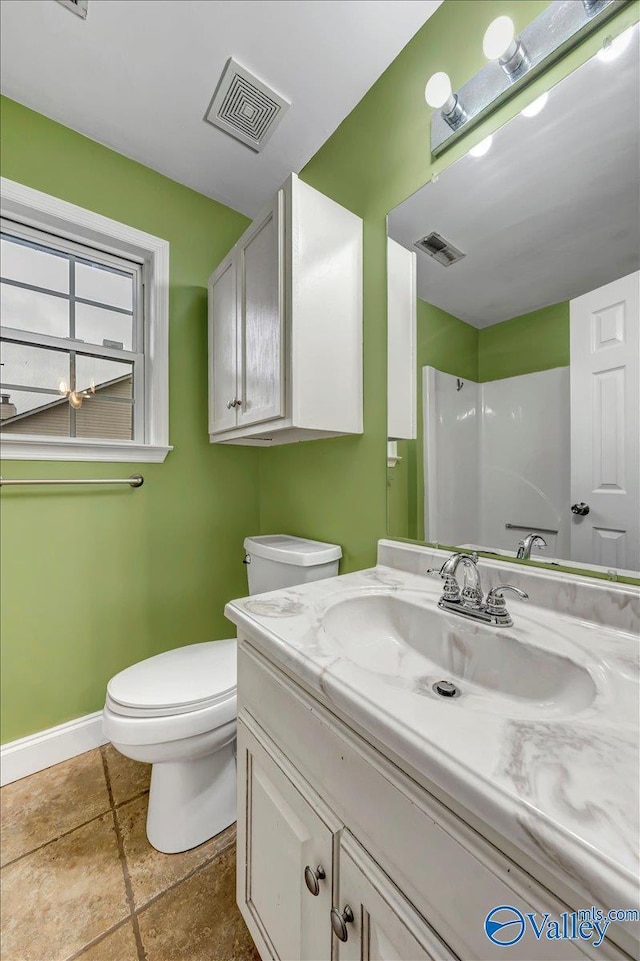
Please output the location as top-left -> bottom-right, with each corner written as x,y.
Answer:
100,746 -> 147,961
64,916 -> 132,961
0,787 -> 151,871
0,806 -> 112,870
132,831 -> 238,918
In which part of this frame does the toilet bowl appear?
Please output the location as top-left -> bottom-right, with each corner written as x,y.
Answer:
103,638 -> 237,853
102,534 -> 341,854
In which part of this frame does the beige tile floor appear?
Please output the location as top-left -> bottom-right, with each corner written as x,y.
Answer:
0,745 -> 260,961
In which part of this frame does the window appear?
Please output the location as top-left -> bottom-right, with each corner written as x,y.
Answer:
0,178 -> 170,462
1,224 -> 141,442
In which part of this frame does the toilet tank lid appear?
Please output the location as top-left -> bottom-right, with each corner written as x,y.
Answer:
244,534 -> 342,567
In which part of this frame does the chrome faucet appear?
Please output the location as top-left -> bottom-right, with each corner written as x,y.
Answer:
431,552 -> 528,627
439,552 -> 483,609
517,533 -> 547,560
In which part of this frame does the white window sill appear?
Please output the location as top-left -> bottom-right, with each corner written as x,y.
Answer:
0,436 -> 173,463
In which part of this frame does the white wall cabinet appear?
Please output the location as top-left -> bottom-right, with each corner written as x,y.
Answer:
208,174 -> 362,446
387,236 -> 416,440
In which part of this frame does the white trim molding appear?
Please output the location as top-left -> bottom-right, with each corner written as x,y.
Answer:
0,711 -> 108,786
0,177 -> 172,463
0,436 -> 171,463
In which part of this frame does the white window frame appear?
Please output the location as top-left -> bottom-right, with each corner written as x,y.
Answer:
0,177 -> 171,462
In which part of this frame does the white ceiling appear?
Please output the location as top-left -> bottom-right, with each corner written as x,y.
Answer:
388,25 -> 640,327
0,0 -> 443,216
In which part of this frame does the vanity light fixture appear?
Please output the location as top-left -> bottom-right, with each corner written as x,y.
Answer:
520,91 -> 549,117
424,72 -> 466,129
428,0 -> 631,157
469,135 -> 493,158
582,0 -> 610,15
483,16 -> 530,80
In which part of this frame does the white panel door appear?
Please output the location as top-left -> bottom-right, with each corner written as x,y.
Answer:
570,271 -> 640,571
237,718 -> 336,961
334,832 -> 457,961
208,252 -> 238,434
236,191 -> 285,427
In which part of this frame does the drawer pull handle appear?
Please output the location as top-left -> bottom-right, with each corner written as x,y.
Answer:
331,905 -> 354,942
304,864 -> 326,896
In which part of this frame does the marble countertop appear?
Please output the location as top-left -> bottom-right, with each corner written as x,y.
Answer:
225,562 -> 640,919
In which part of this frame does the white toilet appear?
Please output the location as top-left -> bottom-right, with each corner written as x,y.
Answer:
102,534 -> 341,854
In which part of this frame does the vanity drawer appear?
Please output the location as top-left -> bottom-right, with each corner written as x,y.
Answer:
238,639 -> 630,961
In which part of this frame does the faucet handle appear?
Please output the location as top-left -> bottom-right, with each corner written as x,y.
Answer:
485,585 -> 528,615
425,568 -> 460,602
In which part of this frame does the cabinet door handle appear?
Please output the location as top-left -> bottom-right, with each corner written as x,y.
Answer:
304,865 -> 326,896
330,905 -> 354,942
226,398 -> 243,409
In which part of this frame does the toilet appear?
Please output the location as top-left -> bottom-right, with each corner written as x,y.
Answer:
102,534 -> 341,854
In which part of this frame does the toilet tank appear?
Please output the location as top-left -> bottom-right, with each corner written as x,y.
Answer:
243,535 -> 342,595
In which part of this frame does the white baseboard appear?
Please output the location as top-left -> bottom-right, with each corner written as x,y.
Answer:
1,712 -> 108,786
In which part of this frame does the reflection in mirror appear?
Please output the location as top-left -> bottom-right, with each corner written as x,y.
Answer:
387,25 -> 640,577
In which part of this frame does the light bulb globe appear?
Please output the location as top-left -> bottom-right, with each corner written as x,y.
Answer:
425,72 -> 452,109
521,92 -> 549,118
469,135 -> 493,158
483,16 -> 515,61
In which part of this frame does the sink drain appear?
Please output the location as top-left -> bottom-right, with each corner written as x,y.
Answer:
432,680 -> 460,699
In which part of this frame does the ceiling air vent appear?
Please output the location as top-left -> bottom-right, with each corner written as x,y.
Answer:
55,0 -> 88,18
415,232 -> 466,267
204,58 -> 290,152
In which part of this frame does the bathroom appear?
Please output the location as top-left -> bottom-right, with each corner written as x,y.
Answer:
0,0 -> 638,959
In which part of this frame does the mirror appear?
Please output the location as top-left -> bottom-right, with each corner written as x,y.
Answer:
386,25 -> 640,577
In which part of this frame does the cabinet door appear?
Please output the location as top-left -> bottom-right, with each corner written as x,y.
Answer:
208,252 -> 238,434
387,237 -> 417,440
236,191 -> 285,427
335,832 -> 458,961
237,717 -> 337,961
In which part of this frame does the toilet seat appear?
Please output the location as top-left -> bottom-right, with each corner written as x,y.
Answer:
107,638 -> 236,717
103,638 -> 237,746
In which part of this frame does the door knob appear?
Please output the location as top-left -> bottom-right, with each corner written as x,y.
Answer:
226,398 -> 242,409
330,905 -> 354,942
571,502 -> 590,516
304,865 -> 326,896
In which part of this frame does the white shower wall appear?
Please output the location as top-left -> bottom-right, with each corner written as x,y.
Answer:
424,367 -> 570,556
423,368 -> 480,546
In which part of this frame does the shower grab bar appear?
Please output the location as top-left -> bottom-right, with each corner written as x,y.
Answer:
0,474 -> 144,488
505,522 -> 557,535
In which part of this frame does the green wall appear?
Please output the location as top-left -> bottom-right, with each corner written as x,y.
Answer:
260,0 -> 637,567
479,301 -> 570,381
0,97 -> 257,743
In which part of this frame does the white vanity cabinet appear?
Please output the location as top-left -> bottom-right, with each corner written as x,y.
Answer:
237,717 -> 336,961
208,174 -> 362,446
236,640 -> 633,961
335,832 -> 456,961
237,715 -> 452,961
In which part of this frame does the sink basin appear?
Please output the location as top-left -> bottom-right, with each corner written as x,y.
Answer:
321,592 -> 597,718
